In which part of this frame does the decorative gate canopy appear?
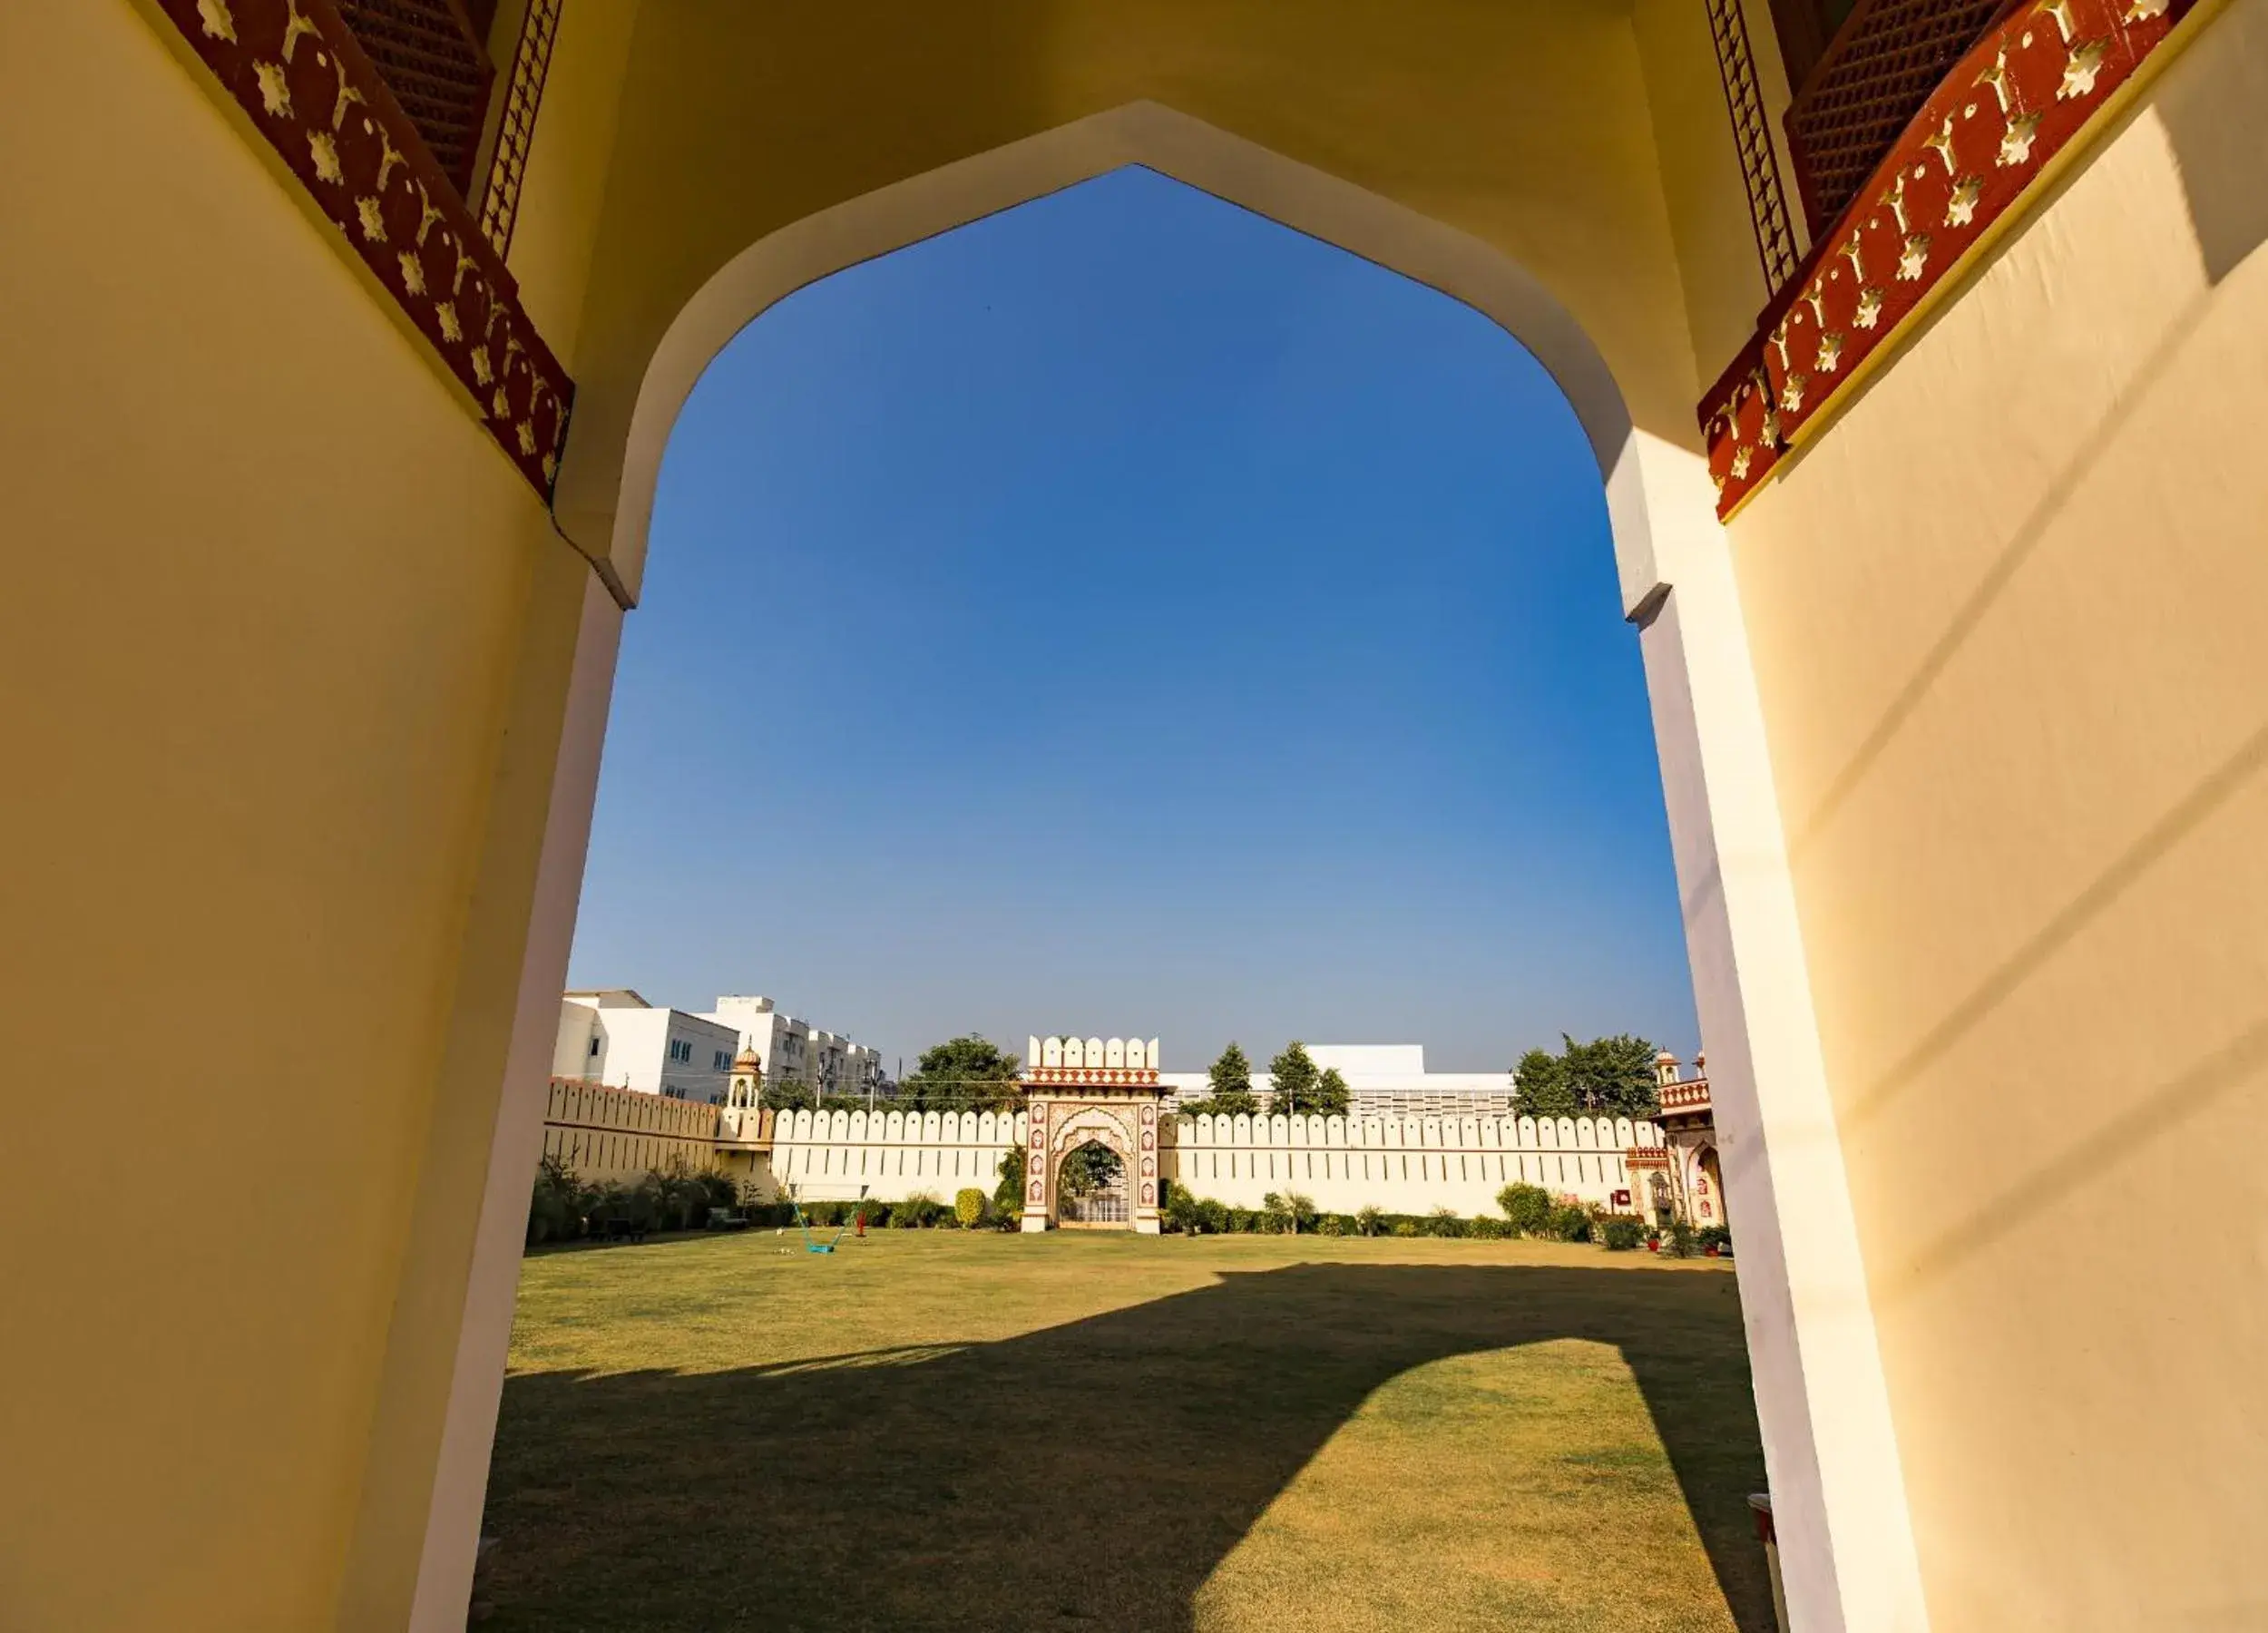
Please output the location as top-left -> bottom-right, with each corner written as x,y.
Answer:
1020,1035 -> 1165,1234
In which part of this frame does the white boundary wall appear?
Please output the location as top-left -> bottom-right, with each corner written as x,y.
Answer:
762,1106 -> 1662,1217
1165,1112 -> 1662,1216
767,1107 -> 1029,1201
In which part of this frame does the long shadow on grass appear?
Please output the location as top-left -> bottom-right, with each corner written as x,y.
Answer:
484,1262 -> 1772,1632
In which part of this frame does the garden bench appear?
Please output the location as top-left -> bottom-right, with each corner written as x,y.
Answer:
601,1217 -> 646,1244
707,1207 -> 749,1231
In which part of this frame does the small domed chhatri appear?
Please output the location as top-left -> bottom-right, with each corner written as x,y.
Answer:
724,1045 -> 765,1109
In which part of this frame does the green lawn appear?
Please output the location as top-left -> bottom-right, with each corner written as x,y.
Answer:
483,1231 -> 1774,1632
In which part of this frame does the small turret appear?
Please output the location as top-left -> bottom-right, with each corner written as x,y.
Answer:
728,1045 -> 764,1109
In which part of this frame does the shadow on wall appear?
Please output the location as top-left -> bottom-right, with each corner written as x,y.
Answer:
2158,0 -> 2268,285
482,1263 -> 1774,1631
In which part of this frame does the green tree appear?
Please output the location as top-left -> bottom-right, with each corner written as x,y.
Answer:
901,1033 -> 1022,1111
1513,1033 -> 1663,1118
1268,1041 -> 1319,1114
992,1145 -> 1027,1224
1513,1046 -> 1576,1117
1313,1066 -> 1352,1118
1562,1032 -> 1664,1116
1057,1141 -> 1121,1198
1181,1041 -> 1258,1118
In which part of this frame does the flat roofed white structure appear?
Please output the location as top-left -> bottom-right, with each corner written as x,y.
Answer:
704,994 -> 884,1095
1307,1043 -> 1425,1076
554,992 -> 740,1102
1159,1042 -> 1513,1118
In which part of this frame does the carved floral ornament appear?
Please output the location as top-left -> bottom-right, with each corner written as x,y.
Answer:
161,0 -> 572,497
1700,0 -> 2199,520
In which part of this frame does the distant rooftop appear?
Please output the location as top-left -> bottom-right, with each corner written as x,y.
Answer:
1306,1044 -> 1425,1075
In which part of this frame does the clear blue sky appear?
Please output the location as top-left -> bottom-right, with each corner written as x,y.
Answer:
567,167 -> 1696,1074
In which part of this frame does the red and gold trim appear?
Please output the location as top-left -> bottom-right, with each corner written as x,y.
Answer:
1701,0 -> 2206,519
152,0 -> 572,497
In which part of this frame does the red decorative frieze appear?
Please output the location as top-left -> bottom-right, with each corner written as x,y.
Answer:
1660,1079 -> 1714,1112
155,0 -> 572,496
1701,0 -> 2203,519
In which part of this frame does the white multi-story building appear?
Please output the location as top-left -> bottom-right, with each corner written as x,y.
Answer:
1159,1043 -> 1516,1118
553,989 -> 741,1103
702,994 -> 884,1097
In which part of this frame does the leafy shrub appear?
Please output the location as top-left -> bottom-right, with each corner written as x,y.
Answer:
1548,1202 -> 1594,1243
1696,1224 -> 1731,1252
524,1154 -> 587,1246
954,1188 -> 988,1228
1664,1220 -> 1698,1258
1224,1206 -> 1256,1235
1497,1183 -> 1554,1237
1198,1198 -> 1229,1235
1162,1188 -> 1205,1234
1354,1205 -> 1386,1238
1468,1215 -> 1509,1239
992,1147 -> 1027,1227
1260,1191 -> 1320,1234
892,1190 -> 944,1229
1389,1218 -> 1421,1237
1426,1207 -> 1466,1238
1315,1213 -> 1349,1237
1599,1216 -> 1645,1251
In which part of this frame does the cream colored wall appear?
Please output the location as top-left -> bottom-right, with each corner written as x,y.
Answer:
1725,9 -> 2268,1626
1632,0 -> 1772,388
1167,1112 -> 1668,1217
770,1107 -> 1028,1201
548,0 -> 1706,601
541,1078 -> 729,1185
0,5 -> 572,1629
499,0 -> 643,366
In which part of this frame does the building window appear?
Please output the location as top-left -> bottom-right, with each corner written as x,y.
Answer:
588,1036 -> 601,1057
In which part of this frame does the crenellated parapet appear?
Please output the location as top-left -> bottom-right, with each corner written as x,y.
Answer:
1025,1035 -> 1160,1086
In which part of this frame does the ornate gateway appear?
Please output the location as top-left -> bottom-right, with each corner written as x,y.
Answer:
1020,1035 -> 1165,1235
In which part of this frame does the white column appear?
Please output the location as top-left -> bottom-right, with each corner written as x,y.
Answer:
1613,432 -> 1929,1633
406,573 -> 623,1631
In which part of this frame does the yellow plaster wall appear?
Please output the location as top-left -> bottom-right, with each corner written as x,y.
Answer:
499,0 -> 644,367
552,0 -> 1702,600
542,1078 -> 729,1184
0,5 -> 570,1628
1633,0 -> 1774,390
1725,10 -> 2268,1625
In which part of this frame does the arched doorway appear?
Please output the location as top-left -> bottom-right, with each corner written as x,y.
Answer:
435,103 -> 1902,1633
1696,1145 -> 1727,1230
1054,1139 -> 1130,1228
1020,1060 -> 1165,1232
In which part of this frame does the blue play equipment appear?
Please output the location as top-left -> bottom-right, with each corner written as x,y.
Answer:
787,1184 -> 867,1254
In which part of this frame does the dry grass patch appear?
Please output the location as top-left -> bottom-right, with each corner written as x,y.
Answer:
483,1231 -> 1771,1631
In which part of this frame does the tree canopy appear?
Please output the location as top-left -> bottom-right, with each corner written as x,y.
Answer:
1513,1032 -> 1663,1118
1179,1041 -> 1257,1118
900,1033 -> 1022,1111
1266,1042 -> 1350,1117
1268,1041 -> 1318,1113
